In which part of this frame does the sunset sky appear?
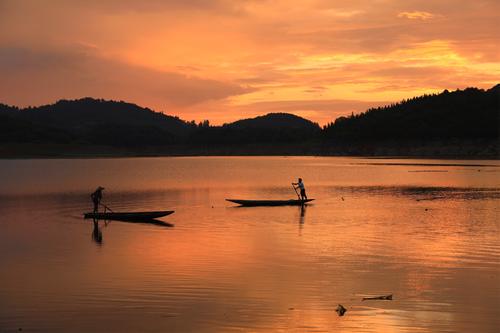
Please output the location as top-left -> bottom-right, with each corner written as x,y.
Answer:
1,0 -> 498,125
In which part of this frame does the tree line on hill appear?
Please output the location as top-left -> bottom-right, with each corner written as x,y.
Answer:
323,85 -> 498,141
0,98 -> 322,147
0,84 -> 498,156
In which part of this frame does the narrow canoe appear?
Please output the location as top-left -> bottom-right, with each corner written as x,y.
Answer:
226,199 -> 314,206
84,210 -> 174,221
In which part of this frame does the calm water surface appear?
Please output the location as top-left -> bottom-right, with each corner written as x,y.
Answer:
0,157 -> 499,333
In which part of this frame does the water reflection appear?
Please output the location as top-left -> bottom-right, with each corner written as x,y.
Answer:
299,205 -> 306,225
296,205 -> 307,236
141,219 -> 174,227
92,216 -> 174,228
0,157 -> 499,333
90,215 -> 173,245
91,219 -> 103,245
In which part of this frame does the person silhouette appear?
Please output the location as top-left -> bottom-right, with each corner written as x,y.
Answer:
292,178 -> 307,200
90,186 -> 104,213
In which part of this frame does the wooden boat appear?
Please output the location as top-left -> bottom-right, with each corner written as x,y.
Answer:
84,210 -> 174,221
226,199 -> 314,206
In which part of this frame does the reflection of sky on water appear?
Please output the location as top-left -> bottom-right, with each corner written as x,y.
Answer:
0,157 -> 499,332
1,157 -> 499,195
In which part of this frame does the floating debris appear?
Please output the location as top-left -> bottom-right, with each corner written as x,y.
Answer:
341,197 -> 345,201
335,304 -> 347,316
288,307 -> 295,310
362,294 -> 393,301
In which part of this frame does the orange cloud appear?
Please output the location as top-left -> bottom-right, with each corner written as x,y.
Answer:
397,11 -> 437,20
0,0 -> 498,125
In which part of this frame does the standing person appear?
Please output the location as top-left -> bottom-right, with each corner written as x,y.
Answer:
293,178 -> 307,200
91,186 -> 104,213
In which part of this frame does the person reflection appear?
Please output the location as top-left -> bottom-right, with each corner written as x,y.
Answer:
92,219 -> 103,245
299,204 -> 306,228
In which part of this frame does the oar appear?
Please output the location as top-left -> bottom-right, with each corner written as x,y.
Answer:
291,183 -> 300,200
99,203 -> 114,225
100,203 -> 114,213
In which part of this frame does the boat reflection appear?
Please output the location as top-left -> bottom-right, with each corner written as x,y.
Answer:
90,217 -> 173,245
137,219 -> 174,227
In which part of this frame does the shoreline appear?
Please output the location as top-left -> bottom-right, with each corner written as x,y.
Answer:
1,141 -> 497,160
1,153 -> 498,160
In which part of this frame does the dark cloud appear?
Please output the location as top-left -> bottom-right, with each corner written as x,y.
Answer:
0,46 -> 252,108
1,0 -> 246,14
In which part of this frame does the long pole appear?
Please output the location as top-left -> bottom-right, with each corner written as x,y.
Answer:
292,183 -> 300,200
100,203 -> 114,213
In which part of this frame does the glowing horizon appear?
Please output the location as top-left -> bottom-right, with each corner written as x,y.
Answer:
0,0 -> 498,125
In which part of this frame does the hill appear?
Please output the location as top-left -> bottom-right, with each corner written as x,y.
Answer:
0,98 -> 195,146
323,85 -> 499,141
188,113 -> 321,145
0,85 -> 498,157
227,113 -> 320,131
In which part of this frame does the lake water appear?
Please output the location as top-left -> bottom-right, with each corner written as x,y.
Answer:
0,157 -> 499,333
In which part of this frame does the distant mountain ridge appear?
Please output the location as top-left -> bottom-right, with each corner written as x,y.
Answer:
0,98 -> 192,146
226,113 -> 320,130
187,113 -> 321,145
0,84 -> 498,157
0,98 -> 319,146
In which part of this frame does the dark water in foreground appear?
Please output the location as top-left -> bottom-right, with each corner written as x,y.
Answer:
0,157 -> 499,333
